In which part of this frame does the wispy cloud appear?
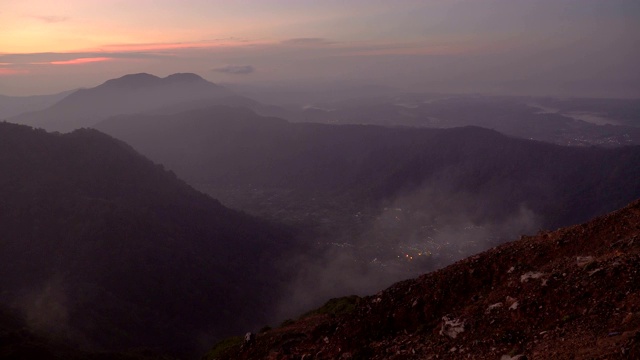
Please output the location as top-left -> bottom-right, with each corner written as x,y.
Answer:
0,68 -> 29,76
341,43 -> 505,57
100,39 -> 265,52
212,65 -> 255,74
0,52 -> 163,65
282,38 -> 334,46
0,39 -> 270,69
0,37 -> 509,71
50,57 -> 112,65
28,15 -> 69,23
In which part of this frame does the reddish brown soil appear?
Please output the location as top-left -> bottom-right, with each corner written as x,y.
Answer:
215,199 -> 640,359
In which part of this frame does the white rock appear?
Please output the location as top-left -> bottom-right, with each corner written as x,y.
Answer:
520,271 -> 544,283
485,302 -> 503,314
577,256 -> 595,267
440,316 -> 465,339
501,355 -> 525,360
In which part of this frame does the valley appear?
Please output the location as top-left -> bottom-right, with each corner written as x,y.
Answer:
2,2 -> 638,358
0,72 -> 639,359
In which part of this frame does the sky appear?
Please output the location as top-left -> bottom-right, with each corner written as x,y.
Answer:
1,0 -> 639,97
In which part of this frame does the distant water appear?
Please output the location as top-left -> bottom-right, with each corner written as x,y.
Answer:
528,104 -> 620,126
563,111 -> 621,126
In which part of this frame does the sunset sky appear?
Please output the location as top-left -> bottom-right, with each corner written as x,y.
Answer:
1,0 -> 639,97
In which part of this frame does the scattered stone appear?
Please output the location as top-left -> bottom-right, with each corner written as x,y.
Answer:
520,272 -> 544,283
486,302 -> 503,314
501,355 -> 525,360
588,268 -> 602,276
576,256 -> 595,267
440,316 -> 465,339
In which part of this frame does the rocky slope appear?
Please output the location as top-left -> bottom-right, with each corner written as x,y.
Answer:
210,199 -> 640,359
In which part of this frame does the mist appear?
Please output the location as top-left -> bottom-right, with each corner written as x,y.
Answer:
274,180 -> 539,321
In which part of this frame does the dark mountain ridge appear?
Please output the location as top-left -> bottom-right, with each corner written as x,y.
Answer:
95,105 -> 640,231
0,121 -> 294,356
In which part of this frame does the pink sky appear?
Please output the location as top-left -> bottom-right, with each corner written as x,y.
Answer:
1,0 -> 638,98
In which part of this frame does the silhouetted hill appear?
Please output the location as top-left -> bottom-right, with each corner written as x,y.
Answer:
8,73 -> 231,132
0,122 -> 293,357
95,105 -> 640,231
210,198 -> 640,359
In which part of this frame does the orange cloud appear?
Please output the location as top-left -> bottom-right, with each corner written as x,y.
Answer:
99,39 -> 268,53
342,45 -> 468,57
340,39 -> 515,57
50,57 -> 112,65
0,68 -> 28,75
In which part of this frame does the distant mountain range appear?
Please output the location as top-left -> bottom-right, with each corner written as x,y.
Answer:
95,105 -> 640,232
4,72 -> 639,147
2,72 -> 640,358
7,73 -> 232,132
291,94 -> 640,146
0,89 -> 75,119
0,122 -> 294,356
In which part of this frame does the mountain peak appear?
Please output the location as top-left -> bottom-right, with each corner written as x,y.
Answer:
101,73 -> 161,88
99,72 -> 217,89
164,72 -> 207,83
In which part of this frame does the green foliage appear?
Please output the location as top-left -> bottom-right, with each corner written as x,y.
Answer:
203,336 -> 243,360
300,295 -> 360,319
